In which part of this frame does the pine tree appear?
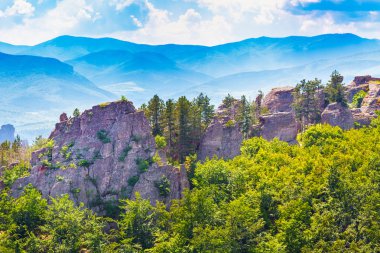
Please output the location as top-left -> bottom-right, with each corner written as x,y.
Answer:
238,95 -> 252,139
164,99 -> 175,154
293,78 -> 323,131
176,96 -> 191,163
147,95 -> 164,136
222,94 -> 235,109
73,108 -> 80,117
325,70 -> 347,106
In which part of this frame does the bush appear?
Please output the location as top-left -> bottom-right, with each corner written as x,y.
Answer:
128,175 -> 140,186
73,108 -> 80,117
155,135 -> 167,149
154,176 -> 171,197
121,95 -> 128,102
78,159 -> 92,168
224,120 -> 235,128
96,130 -> 111,144
2,162 -> 30,187
351,90 -> 367,108
119,145 -> 132,162
136,158 -> 149,173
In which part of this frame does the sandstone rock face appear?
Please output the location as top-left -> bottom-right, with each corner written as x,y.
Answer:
361,83 -> 380,115
259,112 -> 299,143
263,87 -> 295,113
198,117 -> 243,161
12,101 -> 189,213
59,113 -> 68,122
321,103 -> 354,130
258,87 -> 300,143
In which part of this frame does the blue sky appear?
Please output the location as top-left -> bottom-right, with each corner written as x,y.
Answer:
1,0 -> 380,45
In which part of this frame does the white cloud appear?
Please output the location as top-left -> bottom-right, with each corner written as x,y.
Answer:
109,0 -> 135,11
130,15 -> 142,27
0,0 -> 35,17
0,0 -> 380,46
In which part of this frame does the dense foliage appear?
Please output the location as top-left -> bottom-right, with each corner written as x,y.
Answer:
1,115 -> 379,252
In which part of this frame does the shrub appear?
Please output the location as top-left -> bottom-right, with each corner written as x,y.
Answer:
78,159 -> 92,168
154,176 -> 171,197
224,119 -> 235,128
121,95 -> 128,102
136,158 -> 149,173
56,175 -> 65,182
131,134 -> 142,143
73,108 -> 80,117
2,162 -> 30,187
155,135 -> 167,149
119,145 -> 132,162
99,102 -> 110,108
351,90 -> 367,108
128,175 -> 140,186
97,130 -> 111,144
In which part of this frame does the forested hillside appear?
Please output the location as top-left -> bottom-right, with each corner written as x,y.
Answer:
0,114 -> 379,252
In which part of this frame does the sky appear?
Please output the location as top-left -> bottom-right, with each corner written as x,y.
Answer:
0,0 -> 380,46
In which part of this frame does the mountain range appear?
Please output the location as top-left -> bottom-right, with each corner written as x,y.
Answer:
1,33 -> 380,141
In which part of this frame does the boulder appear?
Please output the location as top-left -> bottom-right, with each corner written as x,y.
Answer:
321,103 -> 354,130
263,87 -> 295,113
59,113 -> 68,122
259,112 -> 299,143
351,108 -> 374,126
198,117 -> 243,161
361,82 -> 380,115
12,101 -> 189,214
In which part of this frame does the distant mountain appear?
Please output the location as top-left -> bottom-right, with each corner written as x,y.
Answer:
2,33 -> 380,140
67,50 -> 212,99
0,53 -> 116,141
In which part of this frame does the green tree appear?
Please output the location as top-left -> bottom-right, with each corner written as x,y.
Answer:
238,95 -> 252,139
147,95 -> 165,136
176,96 -> 192,162
293,78 -> 323,131
325,70 -> 347,106
73,108 -> 81,117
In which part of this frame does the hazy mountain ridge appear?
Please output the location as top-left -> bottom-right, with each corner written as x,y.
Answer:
1,33 -> 380,140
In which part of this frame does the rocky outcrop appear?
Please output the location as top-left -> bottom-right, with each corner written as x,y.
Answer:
0,124 -> 15,143
12,101 -> 189,213
257,87 -> 300,143
263,86 -> 295,113
259,112 -> 299,143
198,117 -> 243,161
361,82 -> 380,115
321,103 -> 354,130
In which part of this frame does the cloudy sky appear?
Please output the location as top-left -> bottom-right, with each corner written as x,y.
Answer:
1,0 -> 380,45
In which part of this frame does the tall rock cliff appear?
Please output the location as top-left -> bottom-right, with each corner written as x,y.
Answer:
12,101 -> 189,215
257,87 -> 300,143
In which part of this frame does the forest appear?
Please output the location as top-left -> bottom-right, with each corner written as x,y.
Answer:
1,72 -> 380,252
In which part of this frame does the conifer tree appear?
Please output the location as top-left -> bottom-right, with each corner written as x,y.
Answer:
293,78 -> 323,131
325,70 -> 347,106
147,95 -> 164,136
164,99 -> 175,153
238,95 -> 252,139
176,96 -> 191,162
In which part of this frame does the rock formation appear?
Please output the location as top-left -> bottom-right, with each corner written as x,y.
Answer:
12,101 -> 189,214
0,124 -> 15,143
256,87 -> 300,143
198,117 -> 243,161
321,103 -> 354,130
262,86 -> 295,113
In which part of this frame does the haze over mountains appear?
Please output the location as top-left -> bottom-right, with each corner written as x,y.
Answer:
1,33 -> 380,141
